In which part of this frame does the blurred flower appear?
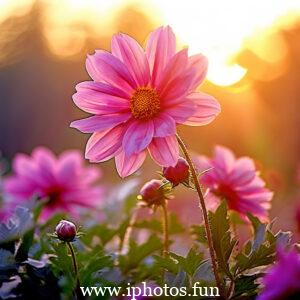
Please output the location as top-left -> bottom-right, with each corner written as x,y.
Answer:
3,147 -> 103,220
257,248 -> 300,300
138,179 -> 171,209
163,157 -> 189,186
55,220 -> 77,242
195,145 -> 273,221
71,26 -> 220,177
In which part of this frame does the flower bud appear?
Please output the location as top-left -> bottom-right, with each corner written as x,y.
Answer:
163,157 -> 189,186
55,220 -> 77,242
138,179 -> 166,208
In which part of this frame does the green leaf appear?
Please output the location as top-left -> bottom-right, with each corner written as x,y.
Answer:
153,255 -> 179,274
190,225 -> 207,244
119,235 -> 162,273
233,274 -> 260,298
209,201 -> 236,278
170,248 -> 204,276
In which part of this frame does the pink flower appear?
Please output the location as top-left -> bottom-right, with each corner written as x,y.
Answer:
70,26 -> 220,177
195,145 -> 273,221
257,248 -> 300,300
3,147 -> 103,220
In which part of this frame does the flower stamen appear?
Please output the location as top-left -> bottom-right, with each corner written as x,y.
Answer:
130,87 -> 160,120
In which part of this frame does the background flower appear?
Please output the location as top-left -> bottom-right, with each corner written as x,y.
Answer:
71,26 -> 220,177
257,248 -> 300,300
195,145 -> 273,221
3,147 -> 104,220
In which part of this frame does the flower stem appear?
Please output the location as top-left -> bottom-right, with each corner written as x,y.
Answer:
67,242 -> 84,300
119,207 -> 139,255
176,134 -> 224,296
161,201 -> 169,257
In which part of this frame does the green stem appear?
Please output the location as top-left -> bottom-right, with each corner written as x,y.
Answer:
176,134 -> 224,297
67,242 -> 83,300
161,201 -> 169,257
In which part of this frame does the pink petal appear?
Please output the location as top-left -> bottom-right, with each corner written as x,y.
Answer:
160,68 -> 196,104
86,50 -> 137,92
70,112 -> 131,133
183,92 -> 221,126
156,49 -> 189,97
57,150 -> 82,183
146,26 -> 176,86
32,147 -> 57,184
115,150 -> 147,177
153,113 -> 176,137
189,54 -> 208,90
148,135 -> 179,167
213,145 -> 236,175
73,82 -> 130,114
85,124 -> 125,162
165,100 -> 196,123
111,33 -> 150,87
228,157 -> 256,186
122,120 -> 154,155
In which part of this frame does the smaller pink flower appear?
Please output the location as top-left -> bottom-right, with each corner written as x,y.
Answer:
195,145 -> 273,221
3,147 -> 104,220
258,248 -> 300,300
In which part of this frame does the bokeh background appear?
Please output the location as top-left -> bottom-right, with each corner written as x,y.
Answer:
1,0 -> 300,234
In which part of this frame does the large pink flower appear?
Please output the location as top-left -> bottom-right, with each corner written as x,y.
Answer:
257,248 -> 300,300
3,147 -> 103,220
195,145 -> 273,221
70,26 -> 220,177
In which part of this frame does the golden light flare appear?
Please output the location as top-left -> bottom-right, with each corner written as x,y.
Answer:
147,0 -> 300,86
0,0 -> 300,86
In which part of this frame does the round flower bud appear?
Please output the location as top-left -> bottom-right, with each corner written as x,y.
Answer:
163,157 -> 189,186
55,220 -> 77,242
138,179 -> 166,208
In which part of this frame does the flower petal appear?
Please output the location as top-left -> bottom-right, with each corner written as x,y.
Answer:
183,92 -> 221,126
86,50 -> 137,92
146,26 -> 176,86
111,33 -> 150,86
115,150 -> 147,177
85,124 -> 124,162
122,120 -> 154,155
228,157 -> 256,186
148,135 -> 179,167
70,112 -> 131,133
165,100 -> 196,123
73,81 -> 130,114
156,49 -> 189,96
153,113 -> 176,137
189,54 -> 208,89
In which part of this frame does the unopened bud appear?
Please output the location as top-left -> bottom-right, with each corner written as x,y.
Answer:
55,220 -> 76,242
138,179 -> 166,208
163,157 -> 189,186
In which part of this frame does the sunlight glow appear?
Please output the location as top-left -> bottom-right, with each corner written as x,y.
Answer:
147,0 -> 300,86
0,0 -> 300,85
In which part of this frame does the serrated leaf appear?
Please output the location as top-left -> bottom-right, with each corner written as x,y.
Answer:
170,248 -> 203,276
209,201 -> 236,278
153,255 -> 179,274
190,225 -> 207,244
233,274 -> 260,298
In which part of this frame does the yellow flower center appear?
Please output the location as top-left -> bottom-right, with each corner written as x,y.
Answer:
130,87 -> 160,120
